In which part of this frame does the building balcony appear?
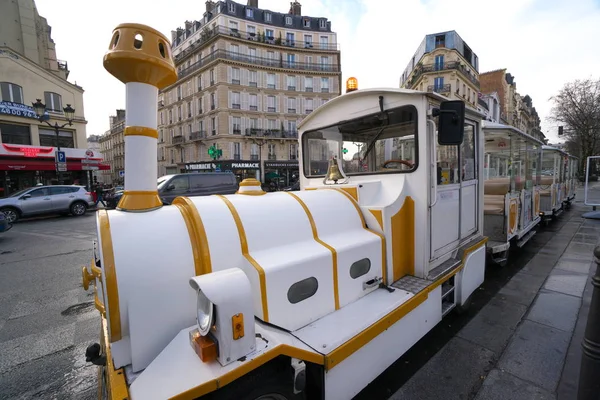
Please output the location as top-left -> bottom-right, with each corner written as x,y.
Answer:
174,26 -> 339,63
243,128 -> 298,139
189,131 -> 207,141
172,135 -> 185,145
406,61 -> 479,88
427,84 -> 451,94
178,49 -> 340,79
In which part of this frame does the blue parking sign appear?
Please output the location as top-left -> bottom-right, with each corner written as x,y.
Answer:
56,151 -> 66,163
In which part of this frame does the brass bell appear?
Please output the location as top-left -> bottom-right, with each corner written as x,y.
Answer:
323,157 -> 346,184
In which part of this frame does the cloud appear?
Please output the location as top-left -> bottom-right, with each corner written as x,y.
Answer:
34,0 -> 600,145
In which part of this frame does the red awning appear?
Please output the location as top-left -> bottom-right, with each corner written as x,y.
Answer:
0,159 -> 110,171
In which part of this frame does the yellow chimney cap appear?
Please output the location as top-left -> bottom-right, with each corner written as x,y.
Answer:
236,178 -> 266,196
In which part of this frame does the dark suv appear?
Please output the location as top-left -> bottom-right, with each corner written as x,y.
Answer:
158,172 -> 239,204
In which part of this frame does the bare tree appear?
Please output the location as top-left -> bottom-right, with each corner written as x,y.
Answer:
548,78 -> 600,176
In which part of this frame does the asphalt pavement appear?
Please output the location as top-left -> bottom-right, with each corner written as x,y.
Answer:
0,211 -> 99,399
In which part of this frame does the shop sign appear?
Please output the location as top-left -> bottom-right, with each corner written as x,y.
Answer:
0,101 -> 48,120
185,160 -> 260,171
185,162 -> 216,171
2,143 -> 54,157
264,161 -> 299,168
231,162 -> 259,169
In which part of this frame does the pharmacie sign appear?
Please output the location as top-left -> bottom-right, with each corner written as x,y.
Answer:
184,161 -> 260,171
0,101 -> 48,120
231,162 -> 259,169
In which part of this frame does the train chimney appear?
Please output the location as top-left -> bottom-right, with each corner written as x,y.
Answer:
103,23 -> 177,212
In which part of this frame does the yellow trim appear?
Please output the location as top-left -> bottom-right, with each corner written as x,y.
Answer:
286,192 -> 340,310
369,209 -> 383,230
391,196 -> 415,282
236,190 -> 266,196
82,266 -> 94,291
324,237 -> 488,371
216,195 -> 269,322
123,126 -> 158,139
117,191 -> 163,211
340,187 -> 358,202
173,197 -> 212,276
99,210 -> 122,342
331,188 -> 388,285
325,289 -> 429,370
239,178 -> 262,187
91,264 -> 102,278
100,317 -> 130,400
305,188 -> 317,191
94,286 -> 106,317
170,344 -> 324,400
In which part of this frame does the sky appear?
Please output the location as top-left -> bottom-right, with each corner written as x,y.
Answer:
35,0 -> 600,145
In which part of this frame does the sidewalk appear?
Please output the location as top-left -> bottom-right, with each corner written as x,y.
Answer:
391,184 -> 599,400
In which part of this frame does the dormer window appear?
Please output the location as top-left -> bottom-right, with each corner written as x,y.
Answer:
286,16 -> 293,25
319,19 -> 327,29
246,8 -> 253,18
228,3 -> 235,13
303,18 -> 310,28
265,12 -> 272,22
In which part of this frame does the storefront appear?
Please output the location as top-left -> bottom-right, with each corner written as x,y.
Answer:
183,160 -> 261,182
264,160 -> 299,187
0,143 -> 110,197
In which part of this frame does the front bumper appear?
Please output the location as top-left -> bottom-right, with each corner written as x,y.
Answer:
98,316 -> 130,400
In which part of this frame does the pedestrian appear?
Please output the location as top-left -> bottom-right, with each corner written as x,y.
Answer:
94,184 -> 106,208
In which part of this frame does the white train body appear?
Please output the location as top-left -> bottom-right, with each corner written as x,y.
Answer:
85,23 -> 492,400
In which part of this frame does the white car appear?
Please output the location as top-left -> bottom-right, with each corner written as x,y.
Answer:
0,185 -> 95,223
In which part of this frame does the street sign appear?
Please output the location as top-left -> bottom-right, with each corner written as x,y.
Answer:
82,165 -> 99,171
57,162 -> 67,172
55,151 -> 66,163
215,167 -> 221,172
119,170 -> 125,178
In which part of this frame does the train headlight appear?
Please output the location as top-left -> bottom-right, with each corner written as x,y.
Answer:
196,290 -> 214,336
189,268 -> 256,366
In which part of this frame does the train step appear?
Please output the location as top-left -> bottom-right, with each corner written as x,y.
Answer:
516,230 -> 536,248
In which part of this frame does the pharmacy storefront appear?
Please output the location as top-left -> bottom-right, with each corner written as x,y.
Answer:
183,160 -> 260,182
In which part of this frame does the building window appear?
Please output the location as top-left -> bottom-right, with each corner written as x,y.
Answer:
290,143 -> 298,160
304,35 -> 313,48
265,12 -> 272,22
232,116 -> 241,134
231,44 -> 240,57
0,82 -> 23,104
246,8 -> 253,18
187,101 -> 192,117
434,55 -> 444,71
266,29 -> 274,40
287,97 -> 296,114
287,76 -> 296,91
435,34 -> 445,48
321,77 -> 329,93
251,143 -> 259,160
247,25 -> 256,37
267,73 -> 276,89
44,92 -> 63,112
197,98 -> 203,114
249,70 -> 258,87
248,48 -> 257,61
268,143 -> 276,160
210,93 -> 216,110
232,67 -> 240,85
287,54 -> 296,68
178,106 -> 182,120
286,16 -> 292,25
211,117 -> 216,135
319,19 -> 327,29
287,120 -> 297,133
39,128 -> 75,148
305,76 -> 313,92
286,33 -> 295,46
303,18 -> 311,28
434,77 -> 444,91
249,94 -> 258,111
233,142 -> 241,160
320,56 -> 329,71
319,36 -> 328,49
210,69 -> 215,85
231,92 -> 241,109
0,123 -> 31,145
267,95 -> 276,112
305,98 -> 313,114
177,86 -> 182,100
228,2 -> 235,13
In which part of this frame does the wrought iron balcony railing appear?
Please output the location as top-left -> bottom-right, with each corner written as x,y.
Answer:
189,131 -> 207,141
405,61 -> 480,88
427,84 -> 451,94
244,128 -> 298,139
172,135 -> 185,144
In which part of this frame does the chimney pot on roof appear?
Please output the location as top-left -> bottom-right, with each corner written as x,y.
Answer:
289,1 -> 302,15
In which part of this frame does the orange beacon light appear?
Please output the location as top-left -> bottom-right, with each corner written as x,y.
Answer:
346,77 -> 358,93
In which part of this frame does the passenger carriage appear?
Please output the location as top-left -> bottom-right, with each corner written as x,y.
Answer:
539,145 -> 568,221
482,122 -> 544,265
564,153 -> 578,207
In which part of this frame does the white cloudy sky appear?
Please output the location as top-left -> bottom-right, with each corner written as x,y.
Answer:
36,0 -> 600,144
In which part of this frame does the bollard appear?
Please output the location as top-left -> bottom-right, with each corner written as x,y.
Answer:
578,245 -> 600,399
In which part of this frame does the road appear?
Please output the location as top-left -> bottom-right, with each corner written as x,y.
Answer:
0,212 -> 98,400
0,204 -> 576,399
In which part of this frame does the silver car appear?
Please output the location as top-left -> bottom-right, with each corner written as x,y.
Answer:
0,185 -> 95,223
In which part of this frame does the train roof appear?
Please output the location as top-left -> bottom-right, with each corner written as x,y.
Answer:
482,121 -> 545,146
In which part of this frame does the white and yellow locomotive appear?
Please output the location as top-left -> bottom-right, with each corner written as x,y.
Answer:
82,23 -> 490,400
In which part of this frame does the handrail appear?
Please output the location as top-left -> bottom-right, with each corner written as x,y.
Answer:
428,119 -> 438,208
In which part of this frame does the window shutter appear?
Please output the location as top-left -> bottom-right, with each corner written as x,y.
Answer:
257,94 -> 262,111
229,115 -> 233,134
243,69 -> 249,86
329,77 -> 333,91
230,142 -> 234,158
44,92 -> 51,108
228,91 -> 231,108
242,92 -> 249,110
227,66 -> 232,83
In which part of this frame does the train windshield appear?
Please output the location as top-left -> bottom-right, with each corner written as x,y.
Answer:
302,105 -> 418,177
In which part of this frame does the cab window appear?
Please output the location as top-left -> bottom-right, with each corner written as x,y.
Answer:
169,176 -> 189,190
302,105 -> 418,177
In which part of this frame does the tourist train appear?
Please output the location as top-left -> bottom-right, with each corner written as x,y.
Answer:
81,23 -> 578,400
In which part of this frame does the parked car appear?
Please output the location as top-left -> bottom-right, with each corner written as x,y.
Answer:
0,211 -> 12,233
283,181 -> 300,191
107,172 -> 240,207
0,185 -> 95,223
105,189 -> 124,209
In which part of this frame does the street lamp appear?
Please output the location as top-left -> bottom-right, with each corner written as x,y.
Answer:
244,130 -> 268,184
32,99 -> 76,185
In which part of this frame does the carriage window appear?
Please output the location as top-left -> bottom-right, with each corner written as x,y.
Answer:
461,125 -> 476,181
302,105 -> 418,177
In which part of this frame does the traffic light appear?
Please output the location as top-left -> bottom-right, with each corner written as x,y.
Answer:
558,126 -> 563,136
